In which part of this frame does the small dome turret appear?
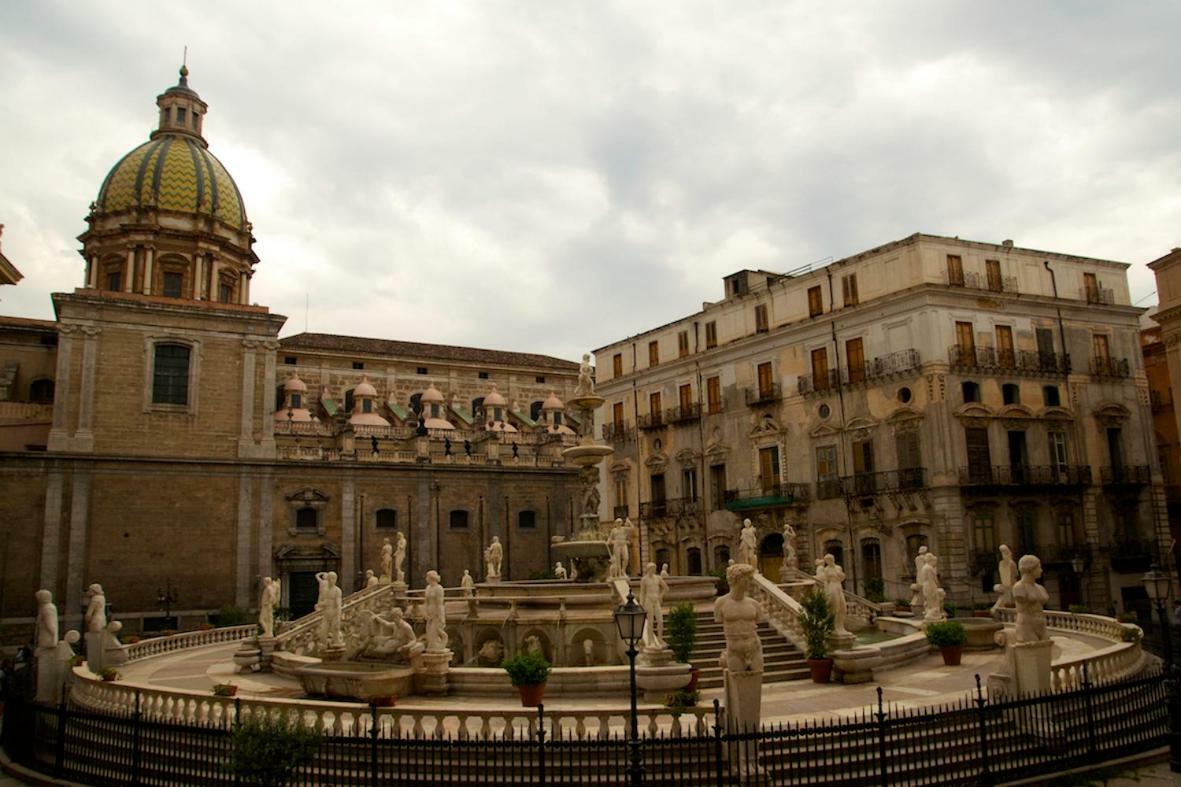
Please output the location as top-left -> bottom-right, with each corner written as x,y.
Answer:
419,383 -> 454,431
483,385 -> 516,433
275,373 -> 316,423
349,376 -> 389,426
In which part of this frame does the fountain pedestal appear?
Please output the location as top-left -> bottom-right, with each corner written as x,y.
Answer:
416,650 -> 453,695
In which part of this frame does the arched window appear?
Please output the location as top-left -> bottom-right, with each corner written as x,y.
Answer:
655,547 -> 671,570
28,378 -> 55,404
152,343 -> 191,405
471,397 -> 485,420
361,398 -> 372,414
291,393 -> 303,409
686,547 -> 702,576
713,544 -> 731,568
449,510 -> 469,530
860,539 -> 882,582
344,389 -> 356,414
375,508 -> 397,529
530,401 -> 543,421
517,510 -> 536,529
296,507 -> 318,530
162,271 -> 184,298
823,539 -> 844,569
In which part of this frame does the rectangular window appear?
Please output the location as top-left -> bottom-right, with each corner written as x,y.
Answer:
678,383 -> 693,411
1048,432 -> 1068,476
707,376 -> 722,413
535,375 -> 546,384
759,446 -> 781,493
972,511 -> 996,554
896,431 -> 922,488
648,341 -> 660,366
947,254 -> 964,286
1092,333 -> 1110,362
106,271 -> 122,291
416,367 -> 428,375
841,274 -> 859,306
219,282 -> 233,303
845,337 -> 865,383
1036,327 -> 1055,357
816,445 -> 838,498
754,304 -> 769,333
757,361 -> 774,398
517,510 -> 536,529
705,321 -> 717,349
449,510 -> 469,529
284,356 -> 297,365
677,330 -> 690,357
478,371 -> 490,379
152,343 -> 191,405
986,259 -> 1002,291
955,321 -> 975,365
176,107 -> 187,124
162,271 -> 183,298
851,438 -> 876,495
650,473 -> 667,504
996,325 -> 1014,368
613,353 -> 623,377
1015,508 -> 1037,554
1084,272 -> 1099,302
375,509 -> 397,529
1056,510 -> 1077,546
1043,385 -> 1061,407
682,467 -> 698,500
808,286 -> 823,318
613,401 -> 625,429
353,361 -> 365,370
811,347 -> 829,390
709,464 -> 727,510
649,391 -> 662,424
966,427 -> 992,482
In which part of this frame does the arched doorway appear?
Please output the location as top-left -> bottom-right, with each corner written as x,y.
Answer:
686,547 -> 703,576
759,532 -> 784,582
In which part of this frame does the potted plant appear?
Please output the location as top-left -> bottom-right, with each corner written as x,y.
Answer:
799,589 -> 835,683
98,667 -> 120,682
212,683 -> 238,697
226,714 -> 320,787
666,603 -> 699,689
925,621 -> 967,665
370,695 -> 397,708
502,651 -> 551,707
665,689 -> 700,717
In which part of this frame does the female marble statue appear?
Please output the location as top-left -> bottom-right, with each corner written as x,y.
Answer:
609,519 -> 633,577
461,570 -> 476,597
394,532 -> 407,583
820,554 -> 851,636
991,545 -> 1017,615
554,562 -> 568,580
358,608 -> 419,661
315,571 -> 343,648
485,537 -> 503,578
35,589 -> 58,650
379,538 -> 394,583
781,521 -> 798,571
258,576 -> 280,638
423,570 -> 448,652
638,562 -> 670,649
909,545 -> 929,607
84,584 -> 107,633
660,563 -> 670,579
713,563 -> 763,673
918,553 -> 946,622
576,353 -> 594,396
1013,555 -> 1049,643
365,570 -> 380,588
737,519 -> 759,566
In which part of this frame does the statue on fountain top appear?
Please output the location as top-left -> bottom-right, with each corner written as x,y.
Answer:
1013,555 -> 1049,643
357,608 -> 423,663
485,536 -> 503,579
609,518 -> 634,577
575,353 -> 595,396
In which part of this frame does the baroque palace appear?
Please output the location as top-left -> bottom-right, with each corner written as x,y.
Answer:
0,69 -> 586,633
594,234 -> 1172,615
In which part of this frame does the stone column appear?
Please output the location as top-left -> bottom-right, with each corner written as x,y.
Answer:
47,327 -> 75,450
209,256 -> 221,301
240,272 -> 250,305
193,255 -> 204,300
87,254 -> 98,289
142,245 -> 155,295
74,327 -> 101,451
39,471 -> 65,595
235,472 -> 253,607
341,479 -> 356,593
64,471 -> 92,627
124,245 -> 135,292
259,340 -> 279,456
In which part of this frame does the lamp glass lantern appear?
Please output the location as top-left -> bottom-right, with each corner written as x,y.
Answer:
614,592 -> 647,648
1070,555 -> 1086,574
1142,564 -> 1171,603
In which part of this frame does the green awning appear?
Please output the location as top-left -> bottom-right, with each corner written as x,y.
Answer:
321,397 -> 338,417
725,495 -> 791,511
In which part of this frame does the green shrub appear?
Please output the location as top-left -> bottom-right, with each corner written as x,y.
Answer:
501,652 -> 551,687
942,602 -> 957,619
1116,612 -> 1138,624
666,603 -> 698,664
798,589 -> 834,660
216,604 -> 250,627
710,567 -> 729,596
864,578 -> 885,603
1121,627 -> 1142,643
226,714 -> 320,787
894,598 -> 912,609
925,621 -> 967,648
665,689 -> 701,715
1068,604 -> 1090,615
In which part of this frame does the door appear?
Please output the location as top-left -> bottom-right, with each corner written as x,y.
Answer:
759,446 -> 781,494
1106,428 -> 1123,474
707,376 -> 722,413
649,473 -> 666,517
811,348 -> 829,390
896,430 -> 922,488
757,362 -> 774,398
709,464 -> 726,510
846,337 -> 866,383
1092,334 -> 1110,374
861,540 -> 883,589
1036,327 -> 1056,369
966,428 -> 992,482
986,259 -> 1002,291
947,254 -> 964,285
1007,431 -> 1028,482
288,572 -> 319,619
686,548 -> 703,577
996,325 -> 1014,368
679,383 -> 693,413
1084,272 -> 1099,302
613,401 -> 624,429
852,438 -> 874,493
955,321 -> 975,365
649,391 -> 662,425
759,533 -> 784,582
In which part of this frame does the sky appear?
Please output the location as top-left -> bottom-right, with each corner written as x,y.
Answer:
1,1 -> 1178,363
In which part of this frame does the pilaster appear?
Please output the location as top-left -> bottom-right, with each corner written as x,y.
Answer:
236,471 -> 253,607
38,470 -> 65,596
341,478 -> 356,592
64,470 -> 91,626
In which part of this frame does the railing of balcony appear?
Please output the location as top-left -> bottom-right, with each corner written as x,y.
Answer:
601,423 -> 635,442
723,483 -> 811,507
1108,538 -> 1160,572
744,383 -> 782,406
639,497 -> 702,518
1091,356 -> 1131,379
704,400 -> 725,416
942,269 -> 1019,294
666,403 -> 702,423
636,412 -> 666,430
1082,286 -> 1116,305
798,350 -> 922,395
839,468 -> 927,496
947,346 -> 1070,375
957,465 -> 1093,487
815,479 -> 842,500
1040,543 -> 1093,567
1099,465 -> 1151,485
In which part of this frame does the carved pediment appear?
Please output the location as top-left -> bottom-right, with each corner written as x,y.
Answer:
1039,406 -> 1075,421
886,406 -> 923,425
274,541 -> 340,560
675,448 -> 700,467
748,413 -> 782,438
1093,401 -> 1131,427
286,487 -> 330,506
809,422 -> 840,439
998,404 -> 1034,419
644,451 -> 669,470
953,403 -> 995,420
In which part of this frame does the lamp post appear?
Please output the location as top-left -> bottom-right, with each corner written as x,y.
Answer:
1141,564 -> 1179,772
156,579 -> 178,630
614,590 -> 647,787
1071,554 -> 1086,610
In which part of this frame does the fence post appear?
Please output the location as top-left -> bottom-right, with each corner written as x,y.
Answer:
233,697 -> 242,787
53,691 -> 67,778
536,703 -> 546,787
369,700 -> 379,787
131,689 -> 142,785
875,687 -> 888,787
974,674 -> 992,786
1081,661 -> 1098,761
712,699 -> 724,787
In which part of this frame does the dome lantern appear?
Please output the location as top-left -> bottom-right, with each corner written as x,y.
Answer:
151,65 -> 209,145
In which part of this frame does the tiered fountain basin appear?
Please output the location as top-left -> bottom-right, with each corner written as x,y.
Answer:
296,661 -> 416,702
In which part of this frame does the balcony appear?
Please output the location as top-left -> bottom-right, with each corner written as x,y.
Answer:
636,413 -> 666,431
958,465 -> 1092,488
798,350 -> 923,396
666,403 -> 702,424
816,479 -> 842,500
1082,286 -> 1115,305
723,483 -> 810,511
947,345 -> 1070,376
639,497 -> 702,519
1091,356 -> 1131,379
1099,465 -> 1150,486
1108,538 -> 1158,573
944,269 -> 1019,294
744,383 -> 782,407
840,468 -> 927,496
1040,543 -> 1093,569
601,423 -> 635,443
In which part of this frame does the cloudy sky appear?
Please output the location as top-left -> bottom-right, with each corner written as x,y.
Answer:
1,2 -> 1178,362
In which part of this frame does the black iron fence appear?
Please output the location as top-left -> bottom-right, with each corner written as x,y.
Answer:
1,668 -> 1169,786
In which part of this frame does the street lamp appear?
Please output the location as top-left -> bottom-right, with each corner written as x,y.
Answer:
1141,563 -> 1179,773
614,590 -> 647,787
156,580 -> 178,629
1071,554 -> 1087,610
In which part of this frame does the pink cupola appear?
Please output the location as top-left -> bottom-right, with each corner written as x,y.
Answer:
541,391 -> 574,435
274,374 -> 316,423
420,383 -> 455,431
483,384 -> 516,433
349,376 -> 390,426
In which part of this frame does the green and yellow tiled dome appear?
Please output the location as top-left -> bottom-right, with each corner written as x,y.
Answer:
95,134 -> 247,231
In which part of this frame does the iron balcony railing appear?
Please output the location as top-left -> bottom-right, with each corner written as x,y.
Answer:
639,496 -> 702,519
1091,356 -> 1131,379
1082,286 -> 1116,305
666,403 -> 702,424
839,468 -> 926,496
636,412 -> 666,430
816,478 -> 842,499
723,483 -> 811,508
1108,538 -> 1159,572
744,383 -> 782,406
601,422 -> 635,442
1040,542 -> 1093,568
947,345 -> 1070,375
943,269 -> 1019,294
1099,465 -> 1151,485
798,350 -> 922,395
958,465 -> 1092,487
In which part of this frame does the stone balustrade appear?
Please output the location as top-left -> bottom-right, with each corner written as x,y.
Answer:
750,573 -> 807,651
992,607 -> 1135,643
123,625 -> 258,663
70,668 -> 711,740
275,581 -> 402,656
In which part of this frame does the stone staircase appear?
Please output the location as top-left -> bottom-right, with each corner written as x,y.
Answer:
688,611 -> 809,689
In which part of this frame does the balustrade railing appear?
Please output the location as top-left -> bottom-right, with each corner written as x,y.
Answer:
636,412 -> 665,430
1099,465 -> 1150,485
991,607 -> 1144,689
948,345 -> 1070,375
274,581 -> 402,656
639,496 -> 701,518
958,464 -> 1092,487
666,403 -> 702,424
1091,356 -> 1131,379
601,422 -> 635,442
123,625 -> 258,663
840,468 -> 926,496
798,350 -> 922,395
744,383 -> 781,406
1082,285 -> 1116,305
943,269 -> 1019,294
749,573 -> 807,651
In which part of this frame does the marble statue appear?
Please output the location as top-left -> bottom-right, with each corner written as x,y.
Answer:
103,621 -> 128,668
583,638 -> 596,666
919,553 -> 947,622
35,590 -> 60,703
582,482 -> 601,518
660,563 -> 670,579
49,630 -> 81,703
737,519 -> 758,567
423,570 -> 448,652
470,639 -> 504,667
638,562 -> 670,650
714,562 -> 763,753
36,589 -> 58,650
394,531 -> 407,583
485,536 -> 503,579
84,584 -> 107,633
524,634 -> 543,656
819,554 -> 851,637
554,562 -> 568,580
258,576 -> 280,639
365,570 -> 380,588
315,571 -> 343,648
609,518 -> 633,577
380,538 -> 394,583
991,544 -> 1017,615
909,545 -> 929,608
461,570 -> 476,597
575,353 -> 594,396
358,608 -> 421,662
781,521 -> 798,571
1013,555 -> 1049,643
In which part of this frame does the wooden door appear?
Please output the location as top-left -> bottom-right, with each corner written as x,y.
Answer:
956,321 -> 975,364
996,325 -> 1014,367
759,446 -> 780,493
811,348 -> 829,390
947,255 -> 964,285
986,259 -> 1002,291
757,362 -> 774,397
679,383 -> 693,411
649,391 -> 662,424
846,338 -> 865,383
707,377 -> 722,413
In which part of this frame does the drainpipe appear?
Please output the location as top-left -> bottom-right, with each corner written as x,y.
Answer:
1043,261 -> 1070,375
828,270 -> 859,592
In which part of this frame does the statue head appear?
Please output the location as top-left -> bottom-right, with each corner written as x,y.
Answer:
107,621 -> 123,634
1018,554 -> 1042,580
743,518 -> 752,528
426,569 -> 441,585
263,576 -> 272,586
644,562 -> 656,576
365,570 -> 374,579
35,589 -> 52,605
88,583 -> 103,596
582,353 -> 590,363
492,536 -> 500,544
327,571 -> 338,585
999,544 -> 1011,558
614,518 -> 623,526
463,569 -> 471,577
726,563 -> 755,595
824,553 -> 835,566
389,608 -> 404,621
918,545 -> 928,556
384,537 -> 391,545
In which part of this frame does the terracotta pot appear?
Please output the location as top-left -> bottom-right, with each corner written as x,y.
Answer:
685,667 -> 700,692
215,685 -> 238,697
518,683 -> 546,707
371,695 -> 397,708
807,658 -> 833,684
940,645 -> 963,666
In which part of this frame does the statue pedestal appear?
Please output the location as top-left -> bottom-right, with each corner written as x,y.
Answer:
35,647 -> 59,703
485,573 -> 501,585
832,647 -> 881,684
636,649 -> 690,702
84,632 -> 105,674
988,637 -> 1053,698
416,650 -> 452,695
825,631 -> 856,653
390,581 -> 408,597
722,668 -> 763,778
320,644 -> 348,663
233,638 -> 261,673
258,636 -> 277,671
637,645 -> 673,668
